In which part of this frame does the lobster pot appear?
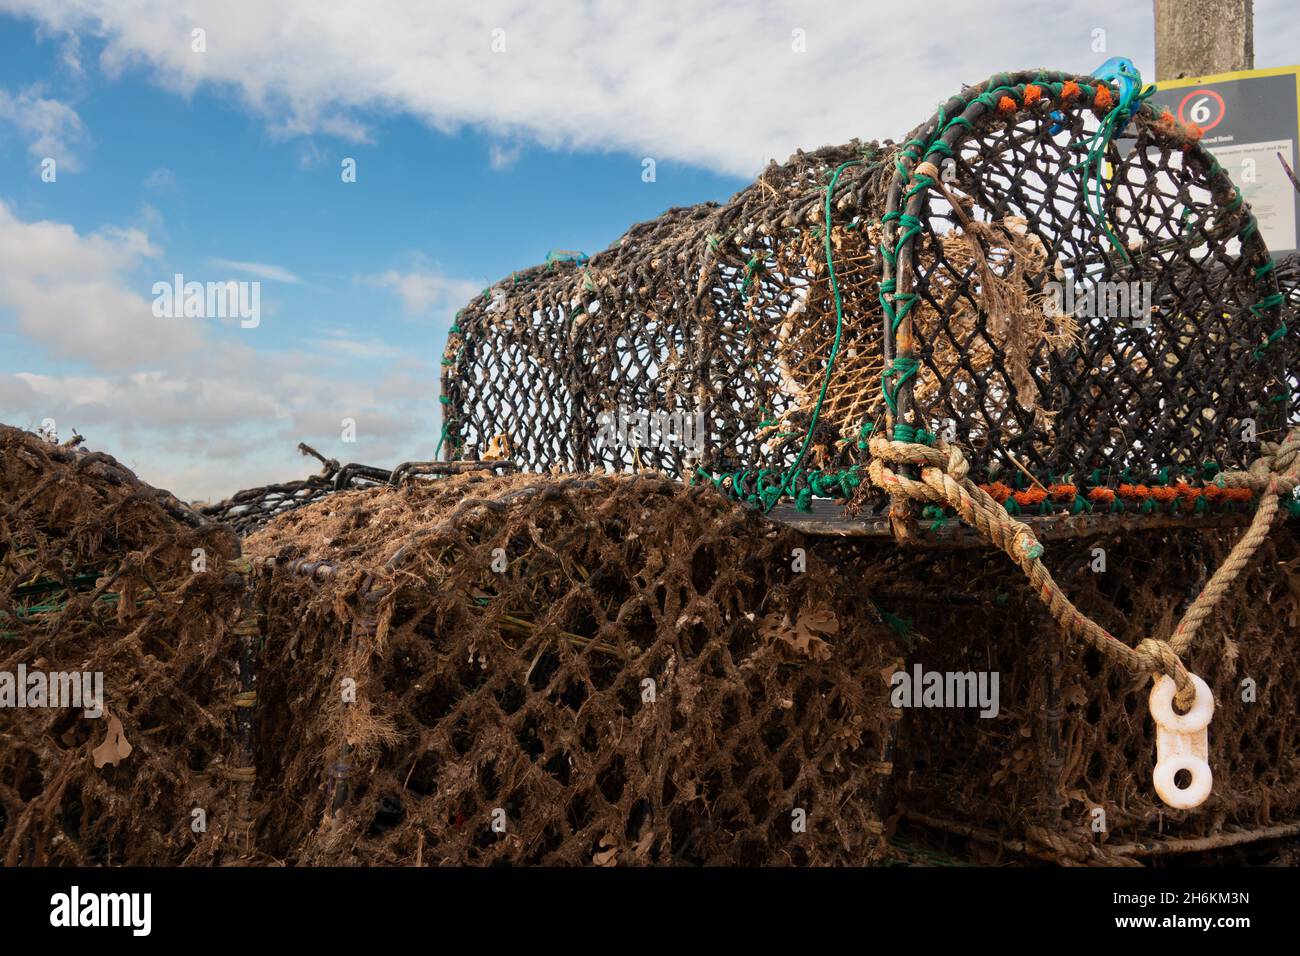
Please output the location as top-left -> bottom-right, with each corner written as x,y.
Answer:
879,70 -> 1293,494
823,523 -> 1300,863
241,473 -> 896,865
0,425 -> 245,866
441,147 -> 899,491
443,70 -> 1295,512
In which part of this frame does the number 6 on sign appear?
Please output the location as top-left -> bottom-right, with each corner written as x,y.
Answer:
1176,88 -> 1225,133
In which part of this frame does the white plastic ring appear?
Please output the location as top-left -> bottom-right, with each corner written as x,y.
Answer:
1153,754 -> 1214,810
1148,673 -> 1214,733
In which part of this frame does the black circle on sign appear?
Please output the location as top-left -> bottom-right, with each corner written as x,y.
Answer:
1178,89 -> 1226,132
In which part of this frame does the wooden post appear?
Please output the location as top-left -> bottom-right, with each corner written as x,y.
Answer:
1154,0 -> 1254,82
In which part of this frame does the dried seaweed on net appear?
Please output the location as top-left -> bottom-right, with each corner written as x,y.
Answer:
818,522 -> 1300,864
0,424 -> 246,865
444,71 -> 1293,516
241,471 -> 898,865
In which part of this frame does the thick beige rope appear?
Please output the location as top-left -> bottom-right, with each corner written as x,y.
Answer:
1169,429 -> 1300,655
868,427 -> 1300,708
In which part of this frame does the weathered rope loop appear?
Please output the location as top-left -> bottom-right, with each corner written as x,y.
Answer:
868,434 -> 1198,704
870,428 -> 1300,707
1165,427 -> 1300,656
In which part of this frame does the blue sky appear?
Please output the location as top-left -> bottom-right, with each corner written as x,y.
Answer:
1,1 -> 1297,499
0,27 -> 743,356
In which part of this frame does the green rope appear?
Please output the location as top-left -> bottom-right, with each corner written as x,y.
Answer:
760,158 -> 863,513
1072,65 -> 1155,263
1250,292 -> 1288,358
921,504 -> 947,531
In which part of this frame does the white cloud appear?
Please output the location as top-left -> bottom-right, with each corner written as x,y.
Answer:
0,0 -> 1174,177
362,266 -> 481,318
15,371 -> 114,405
143,166 -> 177,189
207,257 -> 303,283
59,33 -> 83,74
488,142 -> 521,171
0,201 -> 442,500
0,87 -> 88,170
0,201 -> 192,369
315,329 -> 403,360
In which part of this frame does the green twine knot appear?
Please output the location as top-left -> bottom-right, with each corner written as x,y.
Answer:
921,504 -> 947,531
882,357 -> 920,414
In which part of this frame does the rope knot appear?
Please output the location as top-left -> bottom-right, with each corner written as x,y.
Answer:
1229,426 -> 1300,496
1135,638 -> 1194,708
867,434 -> 943,468
1265,431 -> 1300,490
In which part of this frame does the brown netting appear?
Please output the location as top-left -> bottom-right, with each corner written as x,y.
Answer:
9,415 -> 1300,866
199,443 -> 518,536
817,522 -> 1300,864
240,472 -> 897,865
442,144 -> 897,496
8,67 -> 1300,870
0,425 -> 247,865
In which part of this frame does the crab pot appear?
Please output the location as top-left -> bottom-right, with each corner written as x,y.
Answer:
240,473 -> 896,865
804,522 -> 1300,864
0,425 -> 246,866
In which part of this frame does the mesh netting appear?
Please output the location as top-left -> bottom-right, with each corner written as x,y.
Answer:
199,442 -> 514,536
443,70 -> 1294,514
0,425 -> 247,865
8,417 -> 1300,865
441,144 -> 894,493
9,65 -> 1300,870
882,70 -> 1290,487
817,522 -> 1300,863
241,472 -> 897,865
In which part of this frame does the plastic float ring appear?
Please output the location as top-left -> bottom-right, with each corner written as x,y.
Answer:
1149,672 -> 1214,733
1149,673 -> 1214,810
1152,752 -> 1213,810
